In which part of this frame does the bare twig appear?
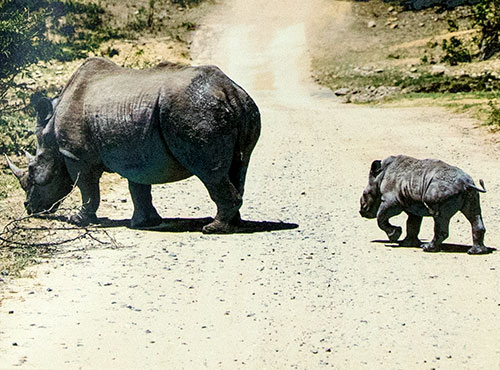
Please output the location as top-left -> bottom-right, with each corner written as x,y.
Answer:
0,172 -> 123,252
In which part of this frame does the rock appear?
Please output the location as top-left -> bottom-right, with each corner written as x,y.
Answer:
410,67 -> 418,73
390,23 -> 398,29
406,0 -> 480,10
334,88 -> 350,96
374,68 -> 384,73
431,65 -> 448,75
388,6 -> 394,11
368,20 -> 376,28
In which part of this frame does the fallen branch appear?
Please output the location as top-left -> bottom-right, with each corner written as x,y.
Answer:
0,173 -> 122,252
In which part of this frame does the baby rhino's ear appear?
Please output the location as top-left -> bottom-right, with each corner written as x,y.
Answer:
370,160 -> 382,178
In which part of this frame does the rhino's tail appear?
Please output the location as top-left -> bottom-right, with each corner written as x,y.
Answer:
468,179 -> 486,193
229,99 -> 261,196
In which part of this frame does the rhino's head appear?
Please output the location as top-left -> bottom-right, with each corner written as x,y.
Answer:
359,159 -> 383,219
5,98 -> 73,215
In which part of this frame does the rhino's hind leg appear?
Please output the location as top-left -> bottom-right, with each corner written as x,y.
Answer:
202,176 -> 242,234
128,181 -> 163,229
400,214 -> 423,247
422,215 -> 451,252
461,191 -> 489,254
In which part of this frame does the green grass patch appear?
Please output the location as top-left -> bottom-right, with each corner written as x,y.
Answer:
486,100 -> 500,127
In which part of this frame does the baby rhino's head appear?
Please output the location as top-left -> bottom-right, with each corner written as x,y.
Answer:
359,160 -> 383,219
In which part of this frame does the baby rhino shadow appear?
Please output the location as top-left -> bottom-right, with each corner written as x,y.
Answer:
372,239 -> 497,254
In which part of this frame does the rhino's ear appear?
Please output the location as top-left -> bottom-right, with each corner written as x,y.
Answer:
36,98 -> 54,128
370,160 -> 382,178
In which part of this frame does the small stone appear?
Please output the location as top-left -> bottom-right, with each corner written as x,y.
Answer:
334,88 -> 350,96
431,65 -> 448,75
368,20 -> 376,28
390,23 -> 398,29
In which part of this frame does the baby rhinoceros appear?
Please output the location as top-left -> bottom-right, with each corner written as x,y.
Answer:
359,155 -> 489,254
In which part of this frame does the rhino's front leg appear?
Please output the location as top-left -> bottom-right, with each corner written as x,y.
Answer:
128,181 -> 163,229
400,213 -> 423,247
422,215 -> 451,252
69,176 -> 100,226
377,200 -> 403,242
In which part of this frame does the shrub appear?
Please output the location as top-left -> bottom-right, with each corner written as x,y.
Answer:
0,7 -> 52,105
472,0 -> 500,60
0,0 -> 122,155
441,36 -> 472,65
486,100 -> 500,126
171,0 -> 203,7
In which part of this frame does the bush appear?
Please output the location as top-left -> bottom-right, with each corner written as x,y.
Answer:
0,7 -> 52,105
441,36 -> 472,65
171,0 -> 204,7
486,100 -> 500,126
0,112 -> 35,155
472,0 -> 500,60
0,0 -> 123,155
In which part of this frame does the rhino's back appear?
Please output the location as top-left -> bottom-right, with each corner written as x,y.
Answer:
382,155 -> 474,207
54,58 -> 252,184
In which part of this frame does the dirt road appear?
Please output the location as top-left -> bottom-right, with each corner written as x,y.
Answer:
1,0 -> 500,369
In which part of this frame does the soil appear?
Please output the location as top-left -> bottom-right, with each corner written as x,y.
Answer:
1,0 -> 500,369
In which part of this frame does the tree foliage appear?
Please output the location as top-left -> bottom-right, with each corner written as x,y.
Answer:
0,0 -> 121,107
472,0 -> 500,60
0,0 -> 122,155
0,6 -> 51,103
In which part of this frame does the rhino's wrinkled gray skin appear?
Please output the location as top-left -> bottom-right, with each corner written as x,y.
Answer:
6,58 -> 261,233
360,155 -> 488,254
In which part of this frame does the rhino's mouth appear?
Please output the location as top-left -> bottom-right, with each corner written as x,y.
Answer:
359,208 -> 377,219
25,202 -> 59,216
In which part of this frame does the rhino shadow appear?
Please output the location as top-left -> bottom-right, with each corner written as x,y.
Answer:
95,217 -> 299,234
371,239 -> 496,254
34,214 -> 298,233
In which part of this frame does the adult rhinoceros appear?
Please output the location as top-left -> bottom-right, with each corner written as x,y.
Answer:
6,57 -> 261,233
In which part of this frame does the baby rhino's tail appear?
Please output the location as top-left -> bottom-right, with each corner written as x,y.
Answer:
468,179 -> 487,193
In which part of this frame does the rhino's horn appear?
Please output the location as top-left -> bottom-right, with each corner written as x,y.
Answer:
24,150 -> 35,162
4,154 -> 27,180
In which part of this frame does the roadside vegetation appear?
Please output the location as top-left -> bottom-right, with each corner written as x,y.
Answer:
0,0 -> 212,279
313,0 -> 500,127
